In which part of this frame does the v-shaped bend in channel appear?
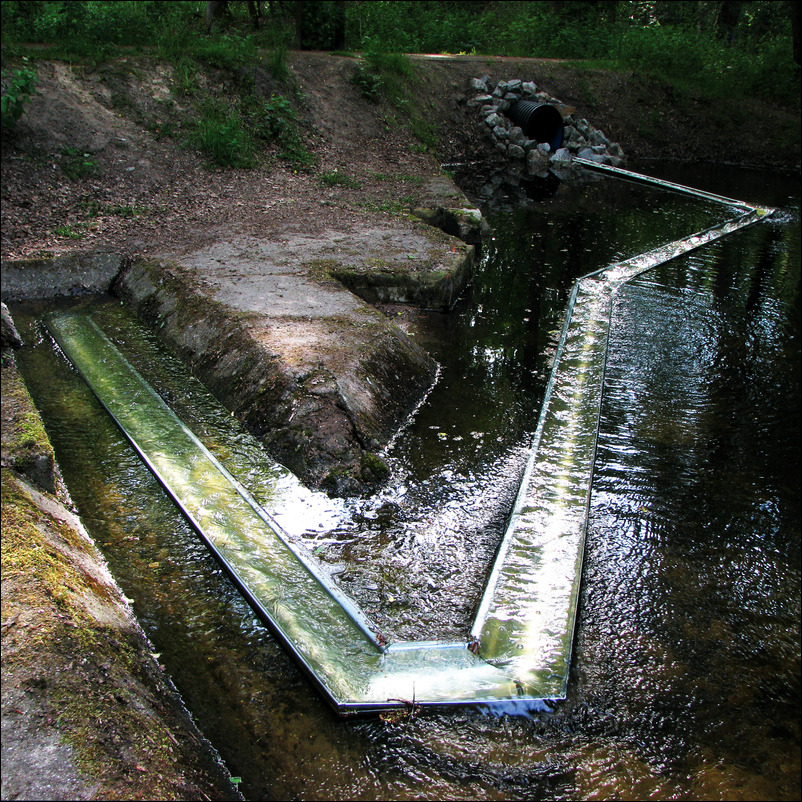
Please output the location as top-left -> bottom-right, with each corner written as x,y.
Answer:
46,165 -> 773,715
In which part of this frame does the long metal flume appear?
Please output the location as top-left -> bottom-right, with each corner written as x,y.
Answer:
45,165 -> 773,715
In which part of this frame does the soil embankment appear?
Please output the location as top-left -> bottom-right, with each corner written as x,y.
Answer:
1,50 -> 799,800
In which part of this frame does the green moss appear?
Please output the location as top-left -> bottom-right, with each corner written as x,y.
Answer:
359,450 -> 389,484
1,360 -> 53,459
1,473 -> 119,640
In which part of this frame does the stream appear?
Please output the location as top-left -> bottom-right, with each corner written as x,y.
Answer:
13,162 -> 800,800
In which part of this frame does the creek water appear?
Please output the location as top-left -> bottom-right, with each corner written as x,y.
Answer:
13,163 -> 800,800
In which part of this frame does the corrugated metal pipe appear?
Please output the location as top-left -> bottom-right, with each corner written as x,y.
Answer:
507,101 -> 565,151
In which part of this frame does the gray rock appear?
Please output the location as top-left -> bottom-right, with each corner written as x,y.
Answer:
480,104 -> 497,116
492,125 -> 509,139
470,77 -> 489,92
565,125 -> 584,140
590,129 -> 609,147
577,146 -> 596,159
537,142 -> 551,155
485,112 -> 502,128
575,119 -> 591,136
1,302 -> 23,348
508,144 -> 526,160
504,92 -> 520,102
521,81 -> 538,96
468,93 -> 494,107
550,147 -> 573,164
526,149 -> 549,169
509,126 -> 527,146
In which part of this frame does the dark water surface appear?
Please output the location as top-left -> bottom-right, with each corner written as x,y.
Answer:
14,163 -> 800,800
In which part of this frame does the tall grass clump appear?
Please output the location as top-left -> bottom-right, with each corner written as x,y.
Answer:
189,99 -> 255,169
188,92 -> 314,171
266,44 -> 290,83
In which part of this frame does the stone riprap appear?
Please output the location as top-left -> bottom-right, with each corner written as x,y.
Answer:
468,76 -> 625,172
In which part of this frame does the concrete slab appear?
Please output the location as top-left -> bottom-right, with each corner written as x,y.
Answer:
115,220 -> 474,495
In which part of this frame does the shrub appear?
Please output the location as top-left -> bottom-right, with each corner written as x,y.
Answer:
351,62 -> 383,101
1,66 -> 37,131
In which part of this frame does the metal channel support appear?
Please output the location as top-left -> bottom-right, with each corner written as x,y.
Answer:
470,165 -> 774,699
44,164 -> 774,714
45,313 -> 386,712
573,157 -> 773,214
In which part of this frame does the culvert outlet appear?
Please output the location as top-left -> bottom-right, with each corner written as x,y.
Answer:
507,101 -> 564,150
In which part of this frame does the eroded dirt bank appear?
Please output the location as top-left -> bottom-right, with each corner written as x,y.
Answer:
1,50 -> 800,801
2,352 -> 241,801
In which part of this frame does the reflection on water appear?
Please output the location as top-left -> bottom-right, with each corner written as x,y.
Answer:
13,164 -> 800,799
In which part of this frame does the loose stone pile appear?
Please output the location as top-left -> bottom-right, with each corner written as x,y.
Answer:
468,76 -> 625,172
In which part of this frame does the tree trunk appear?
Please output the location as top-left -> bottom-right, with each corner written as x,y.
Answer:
206,0 -> 230,34
333,0 -> 347,50
716,0 -> 744,43
295,0 -> 305,49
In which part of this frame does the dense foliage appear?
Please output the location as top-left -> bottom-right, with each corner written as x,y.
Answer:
0,64 -> 37,130
1,1 -> 798,104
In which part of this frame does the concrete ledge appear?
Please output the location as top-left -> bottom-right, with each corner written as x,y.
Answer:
329,245 -> 473,309
114,251 -> 438,496
1,252 -> 124,303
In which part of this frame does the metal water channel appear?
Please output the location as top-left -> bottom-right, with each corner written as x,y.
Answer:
13,163 -> 800,799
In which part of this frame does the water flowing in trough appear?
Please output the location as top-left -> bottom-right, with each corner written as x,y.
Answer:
14,162 -> 800,799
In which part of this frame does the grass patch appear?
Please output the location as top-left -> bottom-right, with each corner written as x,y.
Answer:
54,224 -> 86,240
318,170 -> 362,189
189,99 -> 255,168
359,195 -> 418,216
186,91 -> 315,170
58,148 -> 96,180
350,49 -> 439,152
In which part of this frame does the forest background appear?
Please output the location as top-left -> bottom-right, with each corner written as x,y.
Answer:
2,0 -> 800,108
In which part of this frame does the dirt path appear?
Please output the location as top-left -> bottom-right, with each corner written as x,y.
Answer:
2,52 -> 798,263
